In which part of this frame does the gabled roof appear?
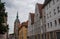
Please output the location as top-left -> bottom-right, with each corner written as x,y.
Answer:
42,0 -> 51,8
30,13 -> 35,24
22,21 -> 28,26
36,3 -> 43,13
44,0 -> 51,5
36,3 -> 43,18
19,21 -> 28,30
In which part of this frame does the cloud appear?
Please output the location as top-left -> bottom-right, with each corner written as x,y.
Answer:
2,0 -> 44,34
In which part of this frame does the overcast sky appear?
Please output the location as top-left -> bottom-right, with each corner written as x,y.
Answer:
1,0 -> 44,34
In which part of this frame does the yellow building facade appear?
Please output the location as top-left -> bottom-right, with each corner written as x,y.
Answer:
19,21 -> 28,39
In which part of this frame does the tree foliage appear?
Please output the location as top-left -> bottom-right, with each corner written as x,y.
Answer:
0,2 -> 8,34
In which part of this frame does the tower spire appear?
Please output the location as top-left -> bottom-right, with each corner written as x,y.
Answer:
16,11 -> 18,19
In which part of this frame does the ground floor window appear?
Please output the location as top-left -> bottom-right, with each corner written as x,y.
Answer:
45,34 -> 46,39
42,34 -> 44,39
56,32 -> 60,39
35,35 -> 37,39
37,34 -> 40,39
47,33 -> 49,39
50,32 -> 53,39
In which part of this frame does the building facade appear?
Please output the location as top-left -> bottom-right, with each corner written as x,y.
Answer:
19,21 -> 28,39
34,3 -> 43,39
28,0 -> 60,39
14,12 -> 20,39
27,13 -> 35,39
42,0 -> 60,39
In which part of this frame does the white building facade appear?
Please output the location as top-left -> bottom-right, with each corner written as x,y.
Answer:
42,0 -> 60,39
33,3 -> 43,39
27,13 -> 35,39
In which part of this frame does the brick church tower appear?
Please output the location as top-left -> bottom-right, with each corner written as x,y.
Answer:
14,12 -> 20,39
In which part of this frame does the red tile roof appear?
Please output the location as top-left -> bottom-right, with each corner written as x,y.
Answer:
19,21 -> 28,30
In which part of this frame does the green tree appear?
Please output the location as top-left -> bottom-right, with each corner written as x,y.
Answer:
0,0 -> 8,34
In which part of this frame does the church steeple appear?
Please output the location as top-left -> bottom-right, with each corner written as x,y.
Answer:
14,11 -> 20,39
16,11 -> 18,19
14,11 -> 20,23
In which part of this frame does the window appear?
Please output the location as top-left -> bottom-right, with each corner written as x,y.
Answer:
58,18 -> 60,24
50,22 -> 52,27
56,32 -> 60,39
47,14 -> 49,19
54,9 -> 56,15
45,34 -> 46,39
42,34 -> 44,39
48,23 -> 49,28
55,20 -> 57,26
45,24 -> 46,31
38,34 -> 40,39
57,6 -> 60,13
47,33 -> 49,39
49,12 -> 51,17
50,32 -> 53,39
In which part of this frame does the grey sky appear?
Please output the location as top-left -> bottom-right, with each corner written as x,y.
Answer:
1,0 -> 44,34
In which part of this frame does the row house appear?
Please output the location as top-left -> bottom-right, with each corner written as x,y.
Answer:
28,0 -> 60,39
42,0 -> 60,39
34,3 -> 43,39
34,3 -> 46,39
19,21 -> 28,39
27,13 -> 35,39
27,3 -> 44,39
